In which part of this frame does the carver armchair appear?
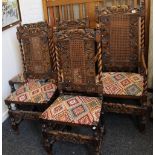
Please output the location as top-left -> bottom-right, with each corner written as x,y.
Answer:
96,3 -> 148,131
4,22 -> 58,133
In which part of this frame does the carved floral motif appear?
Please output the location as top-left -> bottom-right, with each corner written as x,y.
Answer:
17,22 -> 54,79
54,28 -> 102,94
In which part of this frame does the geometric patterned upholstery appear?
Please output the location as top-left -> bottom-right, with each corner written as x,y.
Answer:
101,72 -> 144,96
40,95 -> 102,126
7,80 -> 57,104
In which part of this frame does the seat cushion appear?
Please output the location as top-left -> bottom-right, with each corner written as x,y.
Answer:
7,80 -> 57,103
40,95 -> 102,126
101,72 -> 144,96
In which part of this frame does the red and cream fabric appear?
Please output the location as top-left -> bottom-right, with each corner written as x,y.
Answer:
101,72 -> 144,96
7,80 -> 57,103
40,95 -> 102,126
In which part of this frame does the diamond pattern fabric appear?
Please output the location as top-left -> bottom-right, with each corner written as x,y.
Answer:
7,80 -> 57,103
40,95 -> 102,126
101,72 -> 144,96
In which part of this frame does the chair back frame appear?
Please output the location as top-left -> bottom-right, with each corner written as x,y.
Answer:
17,22 -> 57,80
54,27 -> 103,96
96,5 -> 146,73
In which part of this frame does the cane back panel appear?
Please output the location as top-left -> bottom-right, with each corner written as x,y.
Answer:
17,22 -> 54,79
54,29 -> 102,94
97,7 -> 142,72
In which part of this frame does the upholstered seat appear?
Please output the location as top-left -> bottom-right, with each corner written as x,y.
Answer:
101,72 -> 144,96
7,80 -> 57,103
41,95 -> 102,126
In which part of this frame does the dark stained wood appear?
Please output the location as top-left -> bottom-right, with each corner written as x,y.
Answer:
103,102 -> 147,115
41,21 -> 104,155
55,17 -> 89,30
16,22 -> 57,80
42,0 -> 150,67
54,28 -> 103,94
96,5 -> 148,131
5,22 -> 59,133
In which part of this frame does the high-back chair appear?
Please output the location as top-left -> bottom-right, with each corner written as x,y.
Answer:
5,22 -> 58,133
8,22 -> 57,91
96,3 -> 148,131
40,27 -> 104,155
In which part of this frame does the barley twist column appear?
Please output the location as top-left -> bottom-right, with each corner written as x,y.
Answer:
141,0 -> 147,104
55,43 -> 62,82
96,24 -> 103,83
48,34 -> 57,72
19,40 -> 27,75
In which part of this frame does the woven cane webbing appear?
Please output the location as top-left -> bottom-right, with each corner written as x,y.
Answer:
100,13 -> 140,72
110,14 -> 131,68
70,40 -> 86,84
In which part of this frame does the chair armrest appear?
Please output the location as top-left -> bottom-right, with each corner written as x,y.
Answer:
9,73 -> 26,84
8,73 -> 26,92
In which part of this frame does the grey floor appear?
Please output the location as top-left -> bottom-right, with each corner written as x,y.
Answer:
2,113 -> 153,155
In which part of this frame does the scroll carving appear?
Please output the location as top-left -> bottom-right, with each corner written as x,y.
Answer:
96,6 -> 140,72
96,5 -> 140,17
17,22 -> 54,79
55,18 -> 89,30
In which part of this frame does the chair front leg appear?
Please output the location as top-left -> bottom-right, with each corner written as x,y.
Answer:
138,95 -> 148,132
7,104 -> 19,134
91,126 -> 102,155
42,123 -> 51,154
42,123 -> 54,155
9,81 -> 16,93
138,115 -> 147,132
96,126 -> 104,155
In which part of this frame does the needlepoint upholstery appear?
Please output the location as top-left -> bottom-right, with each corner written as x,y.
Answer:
101,72 -> 144,96
7,80 -> 57,103
40,95 -> 102,126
